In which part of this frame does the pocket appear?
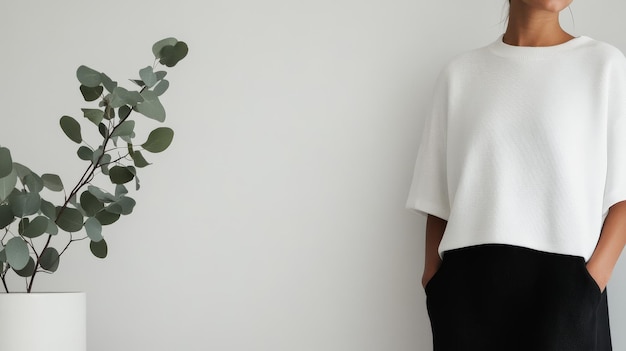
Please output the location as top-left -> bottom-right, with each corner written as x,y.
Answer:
424,260 -> 446,294
577,258 -> 602,300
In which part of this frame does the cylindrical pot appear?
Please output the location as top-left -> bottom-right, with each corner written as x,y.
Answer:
0,292 -> 86,351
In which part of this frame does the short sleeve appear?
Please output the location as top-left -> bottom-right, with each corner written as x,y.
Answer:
602,52 -> 626,215
405,72 -> 450,220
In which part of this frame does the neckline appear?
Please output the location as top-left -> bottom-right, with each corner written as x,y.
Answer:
488,34 -> 591,60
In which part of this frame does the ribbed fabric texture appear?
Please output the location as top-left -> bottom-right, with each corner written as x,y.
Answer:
406,35 -> 626,261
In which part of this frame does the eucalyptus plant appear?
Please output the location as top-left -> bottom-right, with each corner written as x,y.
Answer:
0,37 -> 188,293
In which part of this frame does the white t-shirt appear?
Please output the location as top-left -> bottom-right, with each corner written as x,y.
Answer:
405,35 -> 626,261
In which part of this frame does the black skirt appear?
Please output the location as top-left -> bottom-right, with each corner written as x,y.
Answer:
425,244 -> 612,351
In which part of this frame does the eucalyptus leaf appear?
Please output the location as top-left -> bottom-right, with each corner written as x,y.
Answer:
77,146 -> 93,161
45,220 -> 58,235
91,146 -> 104,165
80,85 -> 103,102
87,186 -> 116,203
130,150 -> 150,168
155,71 -> 167,81
10,192 -> 41,217
23,173 -> 44,193
159,41 -> 188,67
0,204 -> 14,229
100,73 -> 117,93
84,217 -> 103,242
139,66 -> 158,88
21,216 -> 48,238
0,169 -> 17,202
98,123 -> 108,138
142,127 -> 174,153
12,163 -> 32,180
41,174 -> 63,192
81,108 -> 104,125
55,206 -> 84,232
80,190 -> 104,217
152,37 -> 178,58
60,116 -> 82,144
152,79 -> 169,96
115,184 -> 128,197
110,87 -> 143,108
5,237 -> 29,270
111,121 -> 135,139
95,210 -> 120,225
104,105 -> 115,120
130,79 -> 145,87
109,166 -> 135,184
135,90 -> 165,122
14,257 -> 35,277
0,249 -> 6,262
0,147 -> 13,178
119,105 -> 132,120
90,239 -> 108,259
40,199 -> 56,220
40,248 -> 60,272
116,196 -> 136,215
76,65 -> 102,88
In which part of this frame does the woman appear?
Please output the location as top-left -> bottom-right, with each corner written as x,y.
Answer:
405,1 -> 626,350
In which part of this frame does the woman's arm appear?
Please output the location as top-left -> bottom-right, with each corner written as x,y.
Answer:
422,214 -> 447,288
586,200 -> 626,291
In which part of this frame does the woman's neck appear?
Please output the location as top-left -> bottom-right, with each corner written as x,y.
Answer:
504,2 -> 574,47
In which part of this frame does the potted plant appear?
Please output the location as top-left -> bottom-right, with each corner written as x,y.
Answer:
0,37 -> 188,350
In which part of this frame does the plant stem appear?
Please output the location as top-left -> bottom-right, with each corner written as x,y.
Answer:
26,104 -> 138,293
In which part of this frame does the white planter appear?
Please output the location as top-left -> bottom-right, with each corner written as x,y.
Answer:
0,292 -> 86,351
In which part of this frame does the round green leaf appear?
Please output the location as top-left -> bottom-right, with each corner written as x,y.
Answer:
12,163 -> 32,180
109,166 -> 134,184
116,196 -> 136,215
88,186 -> 116,203
76,65 -> 102,88
23,173 -> 44,193
152,37 -> 178,58
152,79 -> 169,96
0,169 -> 17,202
40,199 -> 56,220
80,190 -> 104,217
90,239 -> 108,259
0,147 -> 13,178
0,204 -> 14,229
14,257 -> 35,277
119,105 -> 132,119
142,127 -> 174,153
55,206 -> 84,232
45,220 -> 58,235
139,66 -> 158,88
40,247 -> 60,272
41,174 -> 64,192
84,217 -> 103,242
100,73 -> 117,93
77,146 -> 93,161
60,116 -> 82,144
10,192 -> 41,217
135,91 -> 165,122
5,237 -> 29,270
80,85 -> 104,102
21,216 -> 48,238
159,41 -> 188,67
81,108 -> 104,125
0,249 -> 6,262
130,150 -> 150,168
98,123 -> 108,138
111,121 -> 135,139
109,87 -> 143,108
95,210 -> 120,225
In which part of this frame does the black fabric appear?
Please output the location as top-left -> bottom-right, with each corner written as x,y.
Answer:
425,244 -> 612,351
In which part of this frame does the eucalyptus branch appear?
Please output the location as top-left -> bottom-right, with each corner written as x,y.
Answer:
0,37 -> 187,293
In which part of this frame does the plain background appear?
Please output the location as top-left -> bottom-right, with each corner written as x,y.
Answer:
1,1 -> 625,350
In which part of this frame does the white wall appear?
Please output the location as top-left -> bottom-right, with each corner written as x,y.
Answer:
1,1 -> 625,350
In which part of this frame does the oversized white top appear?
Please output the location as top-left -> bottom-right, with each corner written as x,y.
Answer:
406,35 -> 626,261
